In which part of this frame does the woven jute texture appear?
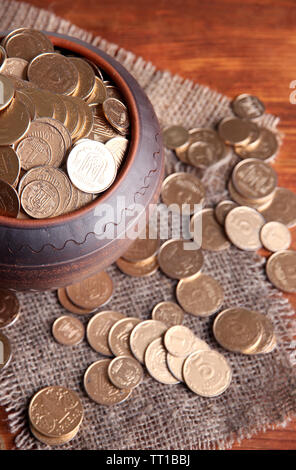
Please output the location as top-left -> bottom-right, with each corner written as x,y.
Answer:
0,0 -> 296,450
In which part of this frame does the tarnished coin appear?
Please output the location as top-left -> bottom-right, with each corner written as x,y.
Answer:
190,209 -> 230,251
108,317 -> 141,357
69,57 -> 95,100
164,325 -> 196,357
57,288 -> 93,316
162,125 -> 189,150
183,350 -> 232,397
67,140 -> 116,194
215,200 -> 238,225
108,356 -> 143,390
235,127 -> 278,161
176,273 -> 224,317
129,319 -> 167,364
260,222 -> 291,252
0,289 -> 20,329
0,74 -> 15,110
167,337 -> 210,382
70,96 -> 94,141
144,337 -> 180,384
152,301 -> 184,327
29,423 -> 80,446
87,310 -> 125,356
116,255 -> 159,277
52,315 -> 85,346
84,359 -> 132,405
105,136 -> 129,169
67,271 -> 113,310
259,187 -> 296,228
103,98 -> 130,134
0,96 -> 30,145
218,117 -> 252,145
28,52 -> 79,95
0,179 -> 20,217
21,180 -> 60,219
105,85 -> 123,101
266,250 -> 296,293
232,158 -> 277,200
161,172 -> 205,214
225,206 -> 265,250
1,57 -> 28,79
232,94 -> 265,119
16,136 -> 51,170
29,386 -> 83,438
86,77 -> 107,106
122,225 -> 160,262
158,239 -> 204,279
0,332 -> 12,370
0,146 -> 20,186
5,29 -> 54,62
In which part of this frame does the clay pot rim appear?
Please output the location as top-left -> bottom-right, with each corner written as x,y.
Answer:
0,32 -> 140,228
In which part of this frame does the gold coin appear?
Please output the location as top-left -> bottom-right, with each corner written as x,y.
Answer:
183,350 -> 232,397
108,317 -> 141,357
116,255 -> 159,277
105,136 -> 129,169
105,85 -> 123,101
122,225 -> 160,262
0,179 -> 20,217
215,200 -> 238,225
0,332 -> 12,370
158,239 -> 204,279
5,29 -> 54,62
144,337 -> 180,384
213,307 -> 264,353
0,289 -> 20,329
29,422 -> 80,446
29,386 -> 83,438
0,146 -> 20,186
69,57 -> 96,100
167,337 -> 210,382
57,288 -> 93,315
102,98 -> 130,134
82,58 -> 104,81
0,96 -> 30,145
16,136 -> 52,170
1,57 -> 28,79
266,250 -> 296,293
245,314 -> 275,355
21,180 -> 60,219
92,106 -> 118,142
129,319 -> 167,364
231,94 -> 265,119
15,90 -> 36,120
107,356 -> 143,390
161,172 -> 205,214
84,359 -> 132,405
164,325 -> 196,357
60,95 -> 80,136
67,271 -> 113,310
162,125 -> 189,150
225,206 -> 265,250
218,117 -> 253,145
52,315 -> 85,346
259,187 -> 296,228
87,310 -> 125,356
190,208 -> 230,251
260,221 -> 291,252
37,117 -> 72,154
228,179 -> 273,211
86,77 -> 107,106
20,88 -> 55,119
24,120 -> 66,167
0,74 -> 15,110
152,301 -> 184,327
176,273 -> 224,317
187,128 -> 226,168
234,127 -> 278,161
232,158 -> 277,201
71,96 -> 94,140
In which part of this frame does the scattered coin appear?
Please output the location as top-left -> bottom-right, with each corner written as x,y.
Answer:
260,221 -> 291,252
162,125 -> 189,150
0,179 -> 20,217
122,226 -> 160,262
225,206 -> 265,251
266,250 -> 296,293
129,319 -> 167,364
52,315 -> 85,346
0,289 -> 20,329
259,187 -> 296,228
152,301 -> 184,327
218,117 -> 253,145
232,158 -> 277,201
144,338 -> 180,385
234,127 -> 278,161
161,172 -> 205,214
227,179 -> 272,211
215,200 -> 238,225
57,288 -> 93,315
190,208 -> 230,251
0,332 -> 12,370
166,337 -> 210,382
231,94 -> 265,119
107,356 -> 143,390
108,317 -> 141,357
66,271 -> 113,310
164,325 -> 196,357
87,310 -> 125,356
158,238 -> 204,279
116,255 -> 159,277
187,128 -> 226,168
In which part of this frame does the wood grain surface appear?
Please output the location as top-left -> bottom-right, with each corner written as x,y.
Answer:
1,0 -> 296,450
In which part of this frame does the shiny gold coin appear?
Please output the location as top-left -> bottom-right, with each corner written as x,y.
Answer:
162,125 -> 189,150
190,208 -> 230,251
129,319 -> 167,364
1,57 -> 28,79
72,97 -> 94,141
21,180 -> 60,219
0,332 -> 12,370
152,301 -> 184,327
260,221 -> 291,252
92,106 -> 118,142
213,307 -> 264,353
215,200 -> 238,225
0,146 -> 20,186
5,29 -> 54,62
16,136 -> 51,170
0,179 -> 20,217
167,337 -> 210,382
0,96 -> 30,145
84,359 -> 132,405
225,206 -> 265,250
107,356 -> 143,390
105,136 -> 129,169
67,271 -> 113,310
24,120 -> 66,168
116,255 -> 159,277
60,95 -> 80,136
161,172 -> 205,214
158,239 -> 204,279
176,273 -> 224,317
86,77 -> 107,106
144,337 -> 180,384
69,57 -> 96,100
234,127 -> 278,161
29,422 -> 80,446
37,117 -> 72,154
231,93 -> 265,119
0,74 -> 15,110
52,315 -> 85,346
87,310 -> 125,356
164,325 -> 196,357
108,317 -> 141,357
0,289 -> 20,329
102,98 -> 130,134
232,158 -> 277,201
20,88 -> 55,119
259,187 -> 296,228
57,288 -> 93,315
29,386 -> 83,438
183,350 -> 232,397
266,250 -> 296,293
15,90 -> 35,120
218,117 -> 252,145
122,225 -> 160,262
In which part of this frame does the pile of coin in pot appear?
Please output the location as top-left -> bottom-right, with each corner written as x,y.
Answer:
0,28 -> 130,219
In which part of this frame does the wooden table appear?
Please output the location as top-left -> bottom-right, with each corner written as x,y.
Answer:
1,0 -> 296,450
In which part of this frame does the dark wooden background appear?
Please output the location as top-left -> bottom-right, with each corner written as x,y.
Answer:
1,0 -> 296,450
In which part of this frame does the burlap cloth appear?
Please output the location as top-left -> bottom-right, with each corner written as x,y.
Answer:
0,0 -> 296,450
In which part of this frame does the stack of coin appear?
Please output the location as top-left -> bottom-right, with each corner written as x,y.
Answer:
28,386 -> 84,446
213,307 -> 277,354
0,28 -> 130,219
